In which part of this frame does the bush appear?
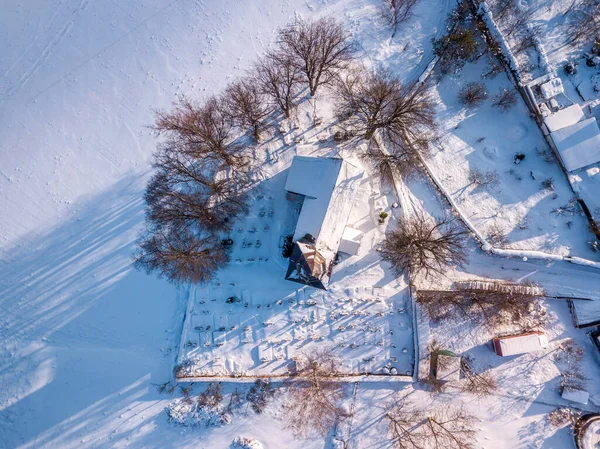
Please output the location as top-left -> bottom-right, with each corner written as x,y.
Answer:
492,88 -> 517,112
458,82 -> 488,107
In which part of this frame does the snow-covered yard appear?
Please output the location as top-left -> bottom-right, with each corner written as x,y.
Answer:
426,56 -> 600,258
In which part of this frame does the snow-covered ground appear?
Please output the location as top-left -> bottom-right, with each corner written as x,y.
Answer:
2,0 -> 600,448
426,55 -> 599,258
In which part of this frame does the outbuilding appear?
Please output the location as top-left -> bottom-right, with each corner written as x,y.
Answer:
492,332 -> 548,357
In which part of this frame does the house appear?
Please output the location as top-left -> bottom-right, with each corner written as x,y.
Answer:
492,331 -> 548,357
550,117 -> 600,172
284,156 -> 364,290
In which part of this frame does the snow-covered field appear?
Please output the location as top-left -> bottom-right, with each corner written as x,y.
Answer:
2,0 -> 600,448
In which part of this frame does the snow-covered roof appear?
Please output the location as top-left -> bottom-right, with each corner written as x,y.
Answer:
285,156 -> 343,199
544,104 -> 584,133
493,332 -> 548,357
287,156 -> 363,250
562,387 -> 589,405
570,298 -> 600,328
285,156 -> 364,289
551,117 -> 600,172
540,78 -> 564,100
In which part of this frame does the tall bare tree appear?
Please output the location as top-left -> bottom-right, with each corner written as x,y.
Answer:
279,17 -> 354,96
134,225 -> 229,284
283,349 -> 348,437
135,98 -> 251,283
223,78 -> 272,142
155,97 -> 247,170
381,0 -> 420,38
255,51 -> 302,118
380,213 -> 468,279
336,68 -> 436,165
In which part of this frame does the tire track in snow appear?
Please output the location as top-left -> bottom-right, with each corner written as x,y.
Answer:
0,0 -> 94,108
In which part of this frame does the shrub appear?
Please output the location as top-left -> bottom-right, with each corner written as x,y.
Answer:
492,88 -> 517,112
458,82 -> 488,106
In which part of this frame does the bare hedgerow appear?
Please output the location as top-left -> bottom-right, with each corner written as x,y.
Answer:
279,17 -> 354,96
380,213 -> 468,279
548,407 -> 581,429
336,68 -> 436,168
282,349 -> 349,437
386,399 -> 476,449
255,51 -> 302,119
492,88 -> 518,112
458,82 -> 488,107
417,280 -> 544,329
380,0 -> 420,38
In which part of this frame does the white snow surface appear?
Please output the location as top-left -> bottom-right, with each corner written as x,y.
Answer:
3,0 -> 600,448
551,117 -> 600,172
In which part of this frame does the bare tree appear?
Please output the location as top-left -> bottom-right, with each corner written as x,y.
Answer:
145,148 -> 248,232
255,51 -> 302,118
134,225 -> 230,283
155,97 -> 247,170
279,17 -> 354,96
492,88 -> 518,112
135,98 -> 252,283
386,399 -> 476,449
336,68 -> 436,172
569,0 -> 600,44
424,406 -> 476,449
458,82 -> 488,107
386,397 -> 425,449
381,0 -> 420,38
282,349 -> 348,437
460,358 -> 497,396
360,138 -> 423,183
223,78 -> 273,142
380,213 -> 468,278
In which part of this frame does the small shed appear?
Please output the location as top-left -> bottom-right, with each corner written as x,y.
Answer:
492,332 -> 548,357
562,387 -> 589,405
338,227 -> 363,256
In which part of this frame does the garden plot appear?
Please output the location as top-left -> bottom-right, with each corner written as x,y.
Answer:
426,57 -> 599,258
419,296 -> 600,408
